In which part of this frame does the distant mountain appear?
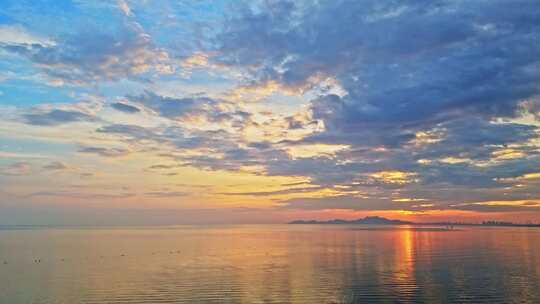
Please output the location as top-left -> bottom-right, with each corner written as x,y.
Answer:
289,216 -> 413,225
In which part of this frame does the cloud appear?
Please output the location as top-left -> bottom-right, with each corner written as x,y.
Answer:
22,109 -> 96,126
97,124 -> 159,142
147,164 -> 178,170
26,191 -> 134,200
117,0 -> 132,16
1,22 -> 173,85
194,0 -> 540,212
280,194 -> 540,213
0,25 -> 55,46
144,191 -> 189,198
42,161 -> 68,171
216,0 -> 540,135
3,1 -> 540,218
111,102 -> 140,113
128,91 -> 210,119
2,162 -> 31,176
0,152 -> 48,159
522,100 -> 540,120
451,200 -> 540,213
78,146 -> 130,157
280,195 -> 401,211
219,185 -> 325,197
96,122 -> 233,152
94,91 -> 262,154
126,91 -> 249,125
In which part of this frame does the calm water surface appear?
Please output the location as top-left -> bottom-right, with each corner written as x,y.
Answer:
1,225 -> 540,303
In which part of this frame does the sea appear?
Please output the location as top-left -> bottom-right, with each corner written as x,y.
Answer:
1,225 -> 539,303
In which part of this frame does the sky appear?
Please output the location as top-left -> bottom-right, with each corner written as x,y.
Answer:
1,0 -> 540,225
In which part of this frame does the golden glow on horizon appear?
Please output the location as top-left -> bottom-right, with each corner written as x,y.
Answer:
299,208 -> 540,224
522,173 -> 540,179
472,200 -> 540,207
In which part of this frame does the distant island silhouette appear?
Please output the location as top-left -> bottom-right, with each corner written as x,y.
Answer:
289,216 -> 540,227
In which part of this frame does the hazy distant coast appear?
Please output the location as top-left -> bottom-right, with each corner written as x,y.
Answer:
289,216 -> 540,227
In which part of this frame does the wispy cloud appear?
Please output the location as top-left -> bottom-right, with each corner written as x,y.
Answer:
78,146 -> 130,158
22,109 -> 97,126
117,0 -> 131,16
42,161 -> 68,171
111,102 -> 140,114
0,25 -> 55,46
2,162 -> 31,176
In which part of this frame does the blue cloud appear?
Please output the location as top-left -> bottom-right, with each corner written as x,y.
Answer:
22,109 -> 96,126
111,102 -> 140,113
1,22 -> 172,85
216,0 -> 540,130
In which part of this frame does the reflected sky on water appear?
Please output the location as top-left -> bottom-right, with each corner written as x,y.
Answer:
1,225 -> 540,303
